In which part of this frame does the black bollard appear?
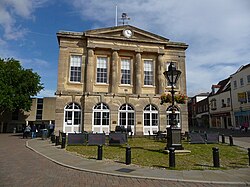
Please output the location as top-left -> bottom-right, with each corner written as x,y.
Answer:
61,136 -> 66,149
97,145 -> 103,160
212,147 -> 220,167
169,147 -> 175,168
55,136 -> 60,146
51,134 -> 56,143
221,134 -> 225,143
126,146 -> 131,165
248,148 -> 250,166
229,135 -> 233,146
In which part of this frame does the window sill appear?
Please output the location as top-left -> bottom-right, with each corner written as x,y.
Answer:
95,83 -> 109,86
119,84 -> 133,88
68,82 -> 83,85
120,83 -> 131,85
166,86 -> 177,88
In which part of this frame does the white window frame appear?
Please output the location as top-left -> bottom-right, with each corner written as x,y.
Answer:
247,75 -> 250,84
211,99 -> 217,110
121,58 -> 131,85
118,104 -> 135,133
247,91 -> 250,103
144,60 -> 154,86
240,78 -> 244,86
92,103 -> 110,134
233,80 -> 237,89
96,57 -> 108,84
143,104 -> 159,135
64,103 -> 81,134
69,55 -> 82,83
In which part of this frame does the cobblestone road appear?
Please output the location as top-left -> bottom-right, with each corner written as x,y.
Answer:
0,134 -> 246,187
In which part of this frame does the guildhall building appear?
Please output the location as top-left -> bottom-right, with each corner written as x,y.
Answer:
55,25 -> 188,135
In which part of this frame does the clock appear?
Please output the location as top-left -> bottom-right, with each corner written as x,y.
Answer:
123,29 -> 133,38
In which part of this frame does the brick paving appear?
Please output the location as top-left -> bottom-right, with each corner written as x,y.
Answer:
0,134 -> 247,187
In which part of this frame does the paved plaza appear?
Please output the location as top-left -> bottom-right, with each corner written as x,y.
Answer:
0,133 -> 249,187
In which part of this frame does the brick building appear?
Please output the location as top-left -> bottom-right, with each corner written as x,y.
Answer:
188,93 -> 209,128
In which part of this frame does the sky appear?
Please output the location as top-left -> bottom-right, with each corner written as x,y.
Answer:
0,0 -> 250,97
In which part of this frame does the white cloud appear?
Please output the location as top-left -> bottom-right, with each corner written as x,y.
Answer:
1,0 -> 249,98
4,0 -> 34,18
0,0 -> 48,40
0,38 -> 6,46
20,58 -> 50,68
68,0 -> 250,96
37,89 -> 55,98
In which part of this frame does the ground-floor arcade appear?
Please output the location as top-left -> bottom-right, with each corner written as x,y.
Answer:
55,93 -> 188,136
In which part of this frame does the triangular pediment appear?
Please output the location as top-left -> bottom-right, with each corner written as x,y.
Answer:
84,25 -> 169,43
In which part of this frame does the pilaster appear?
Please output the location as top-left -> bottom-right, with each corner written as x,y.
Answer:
85,48 -> 94,93
157,54 -> 165,94
135,52 -> 142,94
111,50 -> 119,93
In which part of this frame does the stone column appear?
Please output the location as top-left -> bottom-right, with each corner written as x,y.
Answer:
135,52 -> 142,94
86,48 -> 94,93
111,50 -> 119,93
157,54 -> 165,94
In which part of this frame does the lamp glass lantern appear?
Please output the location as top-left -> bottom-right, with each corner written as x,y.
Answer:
163,62 -> 183,150
163,63 -> 181,86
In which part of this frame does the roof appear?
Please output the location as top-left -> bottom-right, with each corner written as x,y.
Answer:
56,25 -> 188,49
210,77 -> 231,96
197,92 -> 210,96
231,63 -> 250,76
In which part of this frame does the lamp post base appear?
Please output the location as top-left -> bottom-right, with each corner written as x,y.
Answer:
166,144 -> 183,150
165,128 -> 184,150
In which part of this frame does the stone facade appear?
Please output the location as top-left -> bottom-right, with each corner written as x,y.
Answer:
55,25 -> 188,135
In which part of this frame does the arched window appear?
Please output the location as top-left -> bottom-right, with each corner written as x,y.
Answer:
64,103 -> 81,133
166,106 -> 181,129
119,104 -> 135,133
92,103 -> 110,134
143,104 -> 159,135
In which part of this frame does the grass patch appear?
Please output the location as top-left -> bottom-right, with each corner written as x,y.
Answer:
66,137 -> 248,170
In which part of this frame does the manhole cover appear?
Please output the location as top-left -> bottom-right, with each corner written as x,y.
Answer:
116,168 -> 135,173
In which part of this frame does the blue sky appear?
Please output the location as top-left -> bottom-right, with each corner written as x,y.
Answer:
1,0 -> 250,97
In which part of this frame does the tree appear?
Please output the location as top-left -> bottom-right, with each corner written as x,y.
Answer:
0,58 -> 44,115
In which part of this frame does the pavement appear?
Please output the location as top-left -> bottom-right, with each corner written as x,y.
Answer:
26,135 -> 250,186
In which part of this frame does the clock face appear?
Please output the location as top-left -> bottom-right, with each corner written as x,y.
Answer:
123,29 -> 133,38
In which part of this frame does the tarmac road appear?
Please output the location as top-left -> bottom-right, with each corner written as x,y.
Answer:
0,134 -> 247,187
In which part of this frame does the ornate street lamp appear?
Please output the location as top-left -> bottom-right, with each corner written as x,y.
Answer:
163,62 -> 183,150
